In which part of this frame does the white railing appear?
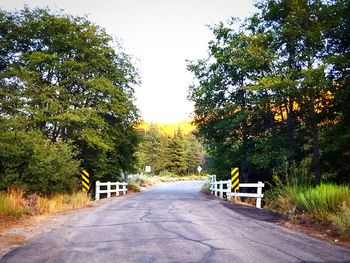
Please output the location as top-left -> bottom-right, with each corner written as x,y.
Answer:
209,176 -> 265,209
95,181 -> 128,200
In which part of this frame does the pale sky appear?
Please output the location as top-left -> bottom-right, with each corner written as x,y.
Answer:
1,0 -> 256,123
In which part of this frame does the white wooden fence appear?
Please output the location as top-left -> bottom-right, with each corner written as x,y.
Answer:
95,181 -> 128,200
209,176 -> 265,209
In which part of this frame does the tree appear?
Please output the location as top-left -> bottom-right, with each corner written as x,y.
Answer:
320,0 -> 350,183
166,129 -> 187,175
184,134 -> 205,173
187,0 -> 349,184
136,124 -> 169,175
0,7 -> 140,192
135,123 -> 206,175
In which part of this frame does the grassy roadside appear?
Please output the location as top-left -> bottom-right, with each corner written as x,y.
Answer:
0,188 -> 91,221
264,181 -> 350,239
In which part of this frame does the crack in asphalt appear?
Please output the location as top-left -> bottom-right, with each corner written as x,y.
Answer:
238,231 -> 307,263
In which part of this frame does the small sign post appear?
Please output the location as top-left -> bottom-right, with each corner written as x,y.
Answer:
197,166 -> 202,173
145,166 -> 151,173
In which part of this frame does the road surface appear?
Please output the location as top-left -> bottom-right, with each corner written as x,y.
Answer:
1,181 -> 350,263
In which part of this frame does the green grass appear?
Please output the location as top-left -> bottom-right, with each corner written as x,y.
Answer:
293,184 -> 350,214
265,182 -> 350,236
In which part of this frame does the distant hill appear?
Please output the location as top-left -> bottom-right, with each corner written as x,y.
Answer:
136,120 -> 196,137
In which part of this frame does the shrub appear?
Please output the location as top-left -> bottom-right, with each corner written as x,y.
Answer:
332,202 -> 350,237
128,174 -> 153,187
201,182 -> 211,194
159,170 -> 175,177
0,130 -> 80,195
127,180 -> 141,192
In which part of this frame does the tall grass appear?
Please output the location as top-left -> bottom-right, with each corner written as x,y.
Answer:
293,184 -> 350,213
265,174 -> 350,237
0,189 -> 91,220
0,188 -> 28,219
37,192 -> 91,214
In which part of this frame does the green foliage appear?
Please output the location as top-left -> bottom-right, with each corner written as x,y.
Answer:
166,129 -> 187,175
0,7 -> 140,194
187,0 -> 350,184
265,170 -> 350,236
136,125 -> 169,175
158,170 -> 175,177
136,124 -> 205,176
201,181 -> 211,194
332,202 -> 350,238
264,173 -> 300,218
126,180 -> 141,192
293,184 -> 350,214
0,129 -> 80,195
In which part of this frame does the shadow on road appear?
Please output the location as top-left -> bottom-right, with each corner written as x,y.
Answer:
221,202 -> 284,223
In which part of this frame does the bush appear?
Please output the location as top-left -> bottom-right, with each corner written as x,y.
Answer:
332,202 -> 350,237
127,180 -> 141,192
0,130 -> 80,195
201,181 -> 211,194
128,174 -> 153,187
158,170 -> 176,177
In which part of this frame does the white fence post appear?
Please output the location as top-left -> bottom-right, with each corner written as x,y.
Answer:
256,181 -> 263,209
219,181 -> 223,198
227,180 -> 232,200
107,181 -> 111,198
116,182 -> 120,196
95,181 -> 100,200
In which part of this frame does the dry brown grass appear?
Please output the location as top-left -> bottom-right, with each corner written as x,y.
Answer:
0,188 -> 28,219
36,192 -> 91,214
0,189 -> 91,220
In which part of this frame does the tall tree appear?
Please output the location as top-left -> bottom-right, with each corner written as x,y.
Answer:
0,8 -> 140,186
187,0 -> 348,184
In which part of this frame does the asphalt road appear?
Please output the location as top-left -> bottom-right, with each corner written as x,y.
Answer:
1,181 -> 350,263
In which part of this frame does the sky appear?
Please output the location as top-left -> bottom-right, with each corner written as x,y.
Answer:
1,0 -> 256,123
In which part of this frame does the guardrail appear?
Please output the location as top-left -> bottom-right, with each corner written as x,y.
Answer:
95,181 -> 128,200
209,177 -> 264,209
